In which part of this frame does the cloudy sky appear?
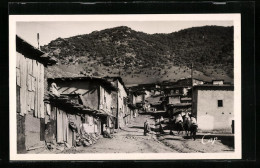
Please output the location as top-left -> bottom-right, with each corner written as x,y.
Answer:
17,21 -> 233,48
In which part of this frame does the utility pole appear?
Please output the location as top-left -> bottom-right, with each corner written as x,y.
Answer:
37,33 -> 40,50
191,63 -> 193,115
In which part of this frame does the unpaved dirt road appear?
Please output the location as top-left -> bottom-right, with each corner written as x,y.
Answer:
77,114 -> 177,153
76,113 -> 234,153
32,113 -> 233,154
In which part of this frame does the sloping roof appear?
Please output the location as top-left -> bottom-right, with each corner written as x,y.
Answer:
45,93 -> 94,112
45,93 -> 116,118
47,76 -> 118,91
16,35 -> 57,66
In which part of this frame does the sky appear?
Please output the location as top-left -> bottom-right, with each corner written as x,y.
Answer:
17,21 -> 233,48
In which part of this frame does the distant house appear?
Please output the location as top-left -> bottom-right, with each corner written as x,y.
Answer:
212,80 -> 224,85
128,91 -> 139,119
167,95 -> 182,105
135,90 -> 146,104
176,78 -> 204,86
192,85 -> 234,133
162,95 -> 192,117
16,35 -> 56,153
163,86 -> 191,97
146,96 -> 164,112
132,90 -> 153,112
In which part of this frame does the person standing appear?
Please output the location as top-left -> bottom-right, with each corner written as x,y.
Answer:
159,117 -> 165,134
144,119 -> 150,136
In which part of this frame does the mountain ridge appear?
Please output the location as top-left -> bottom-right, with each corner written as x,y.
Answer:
42,25 -> 234,85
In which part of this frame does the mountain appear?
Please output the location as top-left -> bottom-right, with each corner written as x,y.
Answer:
42,26 -> 234,85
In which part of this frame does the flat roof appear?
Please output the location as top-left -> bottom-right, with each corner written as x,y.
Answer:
193,84 -> 234,91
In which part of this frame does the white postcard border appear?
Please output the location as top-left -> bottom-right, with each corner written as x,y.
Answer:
9,14 -> 241,160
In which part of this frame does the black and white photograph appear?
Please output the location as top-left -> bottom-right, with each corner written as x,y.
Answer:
9,14 -> 241,160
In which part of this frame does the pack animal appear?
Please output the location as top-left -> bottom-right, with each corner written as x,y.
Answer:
183,113 -> 191,136
182,113 -> 198,140
175,114 -> 184,135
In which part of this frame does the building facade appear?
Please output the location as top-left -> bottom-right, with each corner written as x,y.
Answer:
192,85 -> 234,133
16,35 -> 56,153
47,77 -> 117,134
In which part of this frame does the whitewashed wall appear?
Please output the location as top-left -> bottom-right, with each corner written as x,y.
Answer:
197,90 -> 234,132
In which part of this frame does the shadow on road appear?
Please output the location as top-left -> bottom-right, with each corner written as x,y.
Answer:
163,138 -> 183,141
129,126 -> 143,129
120,128 -> 139,132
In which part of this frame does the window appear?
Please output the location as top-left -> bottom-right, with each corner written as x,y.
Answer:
218,100 -> 223,107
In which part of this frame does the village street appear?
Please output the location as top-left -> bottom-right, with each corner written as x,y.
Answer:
65,114 -> 234,154
28,113 -> 234,154
76,114 -> 177,153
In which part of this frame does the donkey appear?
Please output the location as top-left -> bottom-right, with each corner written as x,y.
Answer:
183,113 -> 191,136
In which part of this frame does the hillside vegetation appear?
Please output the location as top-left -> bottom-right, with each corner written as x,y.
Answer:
42,26 -> 234,84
